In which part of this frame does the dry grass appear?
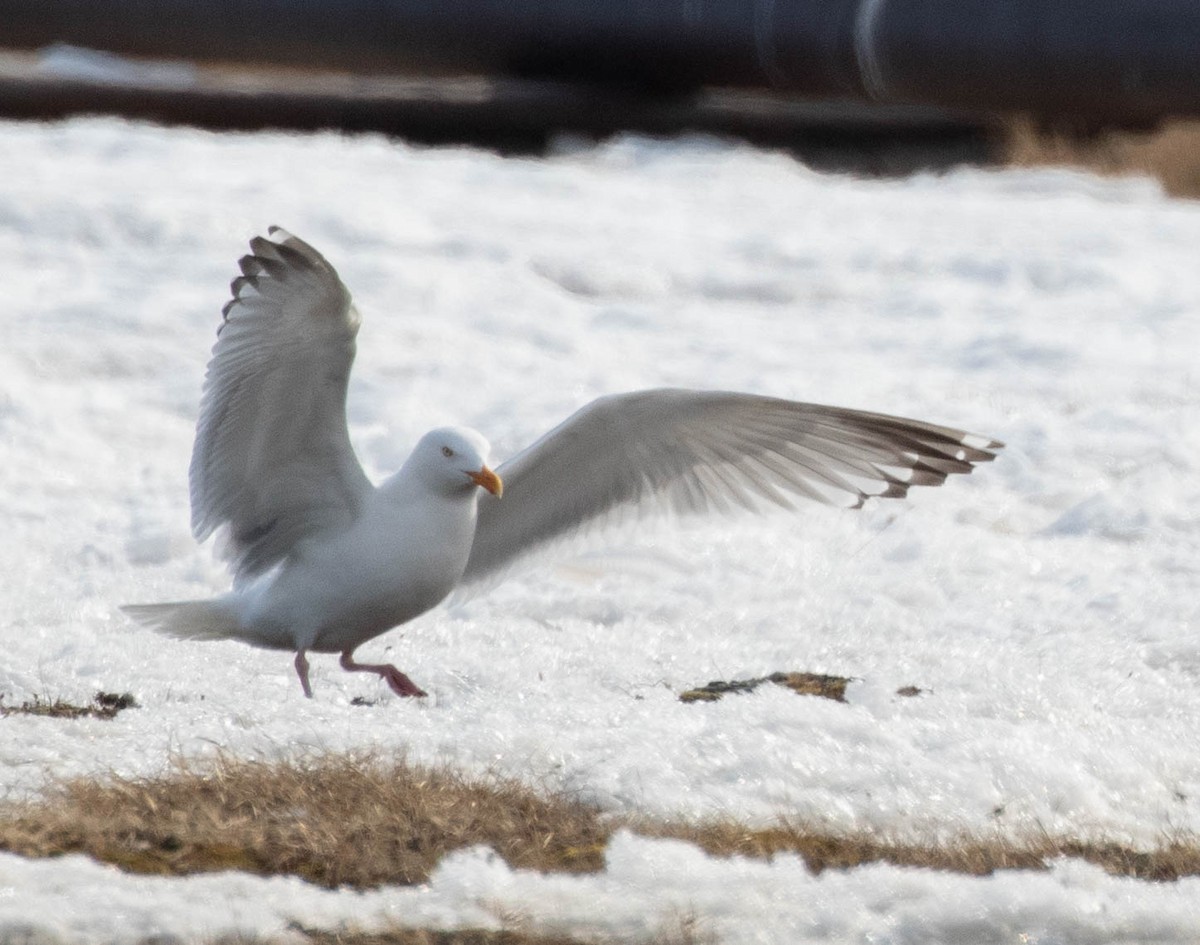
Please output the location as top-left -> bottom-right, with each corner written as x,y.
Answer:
239,930 -> 664,945
221,933 -> 588,945
679,671 -> 851,703
1,752 -> 1198,893
302,913 -> 712,945
637,818 -> 1200,882
304,934 -> 584,945
223,917 -> 710,945
0,690 -> 138,720
0,753 -> 607,888
1005,117 -> 1200,199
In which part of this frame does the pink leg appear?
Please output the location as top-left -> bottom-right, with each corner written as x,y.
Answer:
294,650 -> 314,699
340,650 -> 428,698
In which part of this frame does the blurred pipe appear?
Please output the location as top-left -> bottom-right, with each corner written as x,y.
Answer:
1,0 -> 1197,122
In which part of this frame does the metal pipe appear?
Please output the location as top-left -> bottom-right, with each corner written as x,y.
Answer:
2,0 -> 1197,121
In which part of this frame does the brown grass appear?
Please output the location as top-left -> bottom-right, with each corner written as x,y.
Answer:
225,917 -> 710,945
235,931 -> 665,945
0,690 -> 138,720
1,752 -> 1198,893
637,818 -> 1200,882
679,671 -> 850,703
0,753 -> 607,889
222,933 -> 590,945
306,935 -> 583,945
1005,117 -> 1200,199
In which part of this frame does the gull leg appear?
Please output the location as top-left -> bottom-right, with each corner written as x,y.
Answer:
340,650 -> 428,698
294,650 -> 314,699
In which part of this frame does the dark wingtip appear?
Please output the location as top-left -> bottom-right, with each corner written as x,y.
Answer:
247,236 -> 277,257
877,482 -> 910,500
230,273 -> 258,295
962,433 -> 1005,455
238,254 -> 267,277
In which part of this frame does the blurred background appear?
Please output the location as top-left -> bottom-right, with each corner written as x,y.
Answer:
1,0 -> 1198,194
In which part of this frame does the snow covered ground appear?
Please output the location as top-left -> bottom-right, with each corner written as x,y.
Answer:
1,116 -> 1198,942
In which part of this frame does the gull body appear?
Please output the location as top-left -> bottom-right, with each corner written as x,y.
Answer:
239,428 -> 493,653
125,227 -> 1002,699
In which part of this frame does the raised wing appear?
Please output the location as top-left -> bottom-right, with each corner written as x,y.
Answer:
462,388 -> 1002,585
189,227 -> 373,582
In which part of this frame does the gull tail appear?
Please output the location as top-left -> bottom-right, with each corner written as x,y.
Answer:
121,599 -> 242,642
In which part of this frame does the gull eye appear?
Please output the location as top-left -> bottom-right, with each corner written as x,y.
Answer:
442,445 -> 454,458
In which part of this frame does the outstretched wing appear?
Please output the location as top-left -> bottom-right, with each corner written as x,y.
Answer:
462,388 -> 1002,585
189,227 -> 373,582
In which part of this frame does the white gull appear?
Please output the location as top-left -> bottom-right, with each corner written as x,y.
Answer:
124,227 -> 1002,699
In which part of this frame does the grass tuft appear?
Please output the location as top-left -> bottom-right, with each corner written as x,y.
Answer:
292,917 -> 711,945
0,753 -> 607,889
289,930 -> 625,945
0,691 -> 138,721
1005,117 -> 1200,199
220,917 -> 711,945
679,671 -> 850,703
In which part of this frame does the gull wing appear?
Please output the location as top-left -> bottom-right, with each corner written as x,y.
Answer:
461,388 -> 1002,586
189,227 -> 373,582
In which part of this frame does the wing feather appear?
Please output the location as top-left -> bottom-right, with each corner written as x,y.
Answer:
462,389 -> 1002,585
189,227 -> 372,582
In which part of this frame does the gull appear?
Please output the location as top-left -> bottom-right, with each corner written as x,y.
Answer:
124,227 -> 1003,699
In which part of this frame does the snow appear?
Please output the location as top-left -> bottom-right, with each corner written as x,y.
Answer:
6,836 -> 1200,944
36,44 -> 199,88
1,116 -> 1199,941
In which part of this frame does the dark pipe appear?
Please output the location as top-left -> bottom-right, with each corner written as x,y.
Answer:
1,0 -> 1198,121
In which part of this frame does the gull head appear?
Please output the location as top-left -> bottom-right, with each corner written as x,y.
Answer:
411,426 -> 503,498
